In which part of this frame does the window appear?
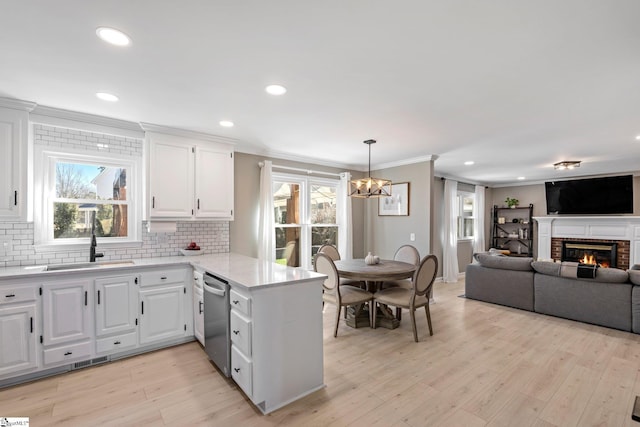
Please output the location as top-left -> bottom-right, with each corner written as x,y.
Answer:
457,191 -> 475,240
35,147 -> 141,247
273,173 -> 339,269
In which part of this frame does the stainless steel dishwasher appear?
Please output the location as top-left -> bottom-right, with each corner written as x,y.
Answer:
203,273 -> 231,377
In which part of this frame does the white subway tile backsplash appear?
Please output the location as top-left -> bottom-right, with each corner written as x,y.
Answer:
0,220 -> 229,267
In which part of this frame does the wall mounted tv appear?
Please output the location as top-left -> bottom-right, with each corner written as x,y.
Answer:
545,175 -> 634,215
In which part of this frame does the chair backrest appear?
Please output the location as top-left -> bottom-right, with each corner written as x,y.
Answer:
413,255 -> 438,297
394,244 -> 420,266
318,244 -> 341,261
314,252 -> 339,294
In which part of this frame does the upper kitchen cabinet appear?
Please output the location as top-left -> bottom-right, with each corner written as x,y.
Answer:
0,99 -> 35,220
145,128 -> 235,220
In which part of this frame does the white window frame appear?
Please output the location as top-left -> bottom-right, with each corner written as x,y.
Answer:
273,172 -> 340,270
33,145 -> 142,250
457,190 -> 475,241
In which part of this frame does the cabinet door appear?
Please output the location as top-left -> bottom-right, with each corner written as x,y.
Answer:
42,280 -> 91,346
0,108 -> 27,219
193,286 -> 204,346
195,145 -> 234,219
95,276 -> 137,337
149,135 -> 194,218
0,304 -> 37,377
139,285 -> 185,344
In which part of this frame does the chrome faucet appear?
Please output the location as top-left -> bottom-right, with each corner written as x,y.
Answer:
90,211 -> 104,262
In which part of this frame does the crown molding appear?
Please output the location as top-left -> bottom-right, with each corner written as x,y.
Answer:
140,122 -> 238,146
373,154 -> 440,171
0,96 -> 37,111
234,143 -> 357,170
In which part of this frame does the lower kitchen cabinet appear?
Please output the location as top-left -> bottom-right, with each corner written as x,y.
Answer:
229,281 -> 324,414
95,275 -> 138,338
0,303 -> 37,377
193,284 -> 204,346
138,267 -> 191,345
41,279 -> 91,349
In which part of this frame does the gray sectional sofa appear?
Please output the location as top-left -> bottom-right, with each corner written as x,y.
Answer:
465,253 -> 640,333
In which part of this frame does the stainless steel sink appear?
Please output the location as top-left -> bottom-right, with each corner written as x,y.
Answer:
44,261 -> 136,271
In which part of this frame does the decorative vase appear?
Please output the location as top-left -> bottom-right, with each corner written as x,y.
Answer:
365,252 -> 376,265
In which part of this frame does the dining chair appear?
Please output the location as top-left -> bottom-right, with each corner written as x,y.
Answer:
314,253 -> 374,337
381,244 -> 420,319
382,244 -> 420,289
373,254 -> 438,342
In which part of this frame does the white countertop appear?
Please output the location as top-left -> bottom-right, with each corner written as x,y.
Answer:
0,253 -> 326,290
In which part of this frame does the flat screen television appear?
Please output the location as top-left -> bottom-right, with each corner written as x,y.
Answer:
545,175 -> 634,215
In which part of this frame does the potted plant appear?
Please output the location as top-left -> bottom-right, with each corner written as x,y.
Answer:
505,197 -> 519,208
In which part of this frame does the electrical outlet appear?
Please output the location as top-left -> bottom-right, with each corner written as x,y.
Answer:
410,233 -> 415,241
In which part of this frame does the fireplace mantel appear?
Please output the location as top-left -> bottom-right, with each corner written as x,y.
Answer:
534,216 -> 640,265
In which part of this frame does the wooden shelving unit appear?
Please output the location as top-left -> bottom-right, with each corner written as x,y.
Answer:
490,203 -> 534,257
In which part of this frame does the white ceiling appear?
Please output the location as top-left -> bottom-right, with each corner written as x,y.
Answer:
2,1 -> 639,186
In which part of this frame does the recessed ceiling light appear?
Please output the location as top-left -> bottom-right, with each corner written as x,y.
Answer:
219,120 -> 234,128
265,84 -> 287,95
636,135 -> 640,140
96,92 -> 119,102
96,27 -> 131,46
517,176 -> 525,180
464,161 -> 474,166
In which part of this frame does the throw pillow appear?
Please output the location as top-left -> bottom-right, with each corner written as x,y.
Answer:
474,253 -> 534,271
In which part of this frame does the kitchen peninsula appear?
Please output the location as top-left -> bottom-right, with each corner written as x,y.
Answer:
0,253 -> 326,415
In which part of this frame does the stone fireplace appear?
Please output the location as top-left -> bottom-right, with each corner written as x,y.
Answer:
534,216 -> 640,268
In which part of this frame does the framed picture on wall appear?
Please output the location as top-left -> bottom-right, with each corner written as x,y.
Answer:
378,182 -> 410,216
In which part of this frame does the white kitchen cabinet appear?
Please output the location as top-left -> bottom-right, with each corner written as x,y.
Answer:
42,280 -> 91,347
41,279 -> 92,367
138,267 -> 190,345
193,284 -> 204,346
229,282 -> 324,414
194,144 -> 234,218
147,131 -> 234,220
0,301 -> 37,378
95,275 -> 138,338
148,137 -> 193,218
0,106 -> 29,219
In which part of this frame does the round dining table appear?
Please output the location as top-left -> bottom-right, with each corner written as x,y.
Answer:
333,258 -> 416,329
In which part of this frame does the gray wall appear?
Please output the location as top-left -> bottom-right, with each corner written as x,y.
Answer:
363,160 -> 435,261
230,152 -> 364,258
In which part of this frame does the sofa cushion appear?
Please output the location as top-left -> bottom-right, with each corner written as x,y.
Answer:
595,267 -> 629,283
473,253 -> 533,271
531,261 -> 561,277
629,269 -> 640,286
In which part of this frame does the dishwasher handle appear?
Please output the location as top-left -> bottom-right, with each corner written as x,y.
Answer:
203,282 -> 226,297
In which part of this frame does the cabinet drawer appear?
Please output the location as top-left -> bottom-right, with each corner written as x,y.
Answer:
229,289 -> 251,317
140,269 -> 185,287
96,332 -> 137,354
0,286 -> 37,305
230,310 -> 251,356
231,345 -> 252,398
43,341 -> 92,366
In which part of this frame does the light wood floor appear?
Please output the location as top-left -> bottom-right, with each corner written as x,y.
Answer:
2,278 -> 640,426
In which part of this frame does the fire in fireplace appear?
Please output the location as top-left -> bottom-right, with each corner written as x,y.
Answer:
561,241 -> 617,268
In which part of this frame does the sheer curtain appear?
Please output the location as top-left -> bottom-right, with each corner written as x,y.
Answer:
443,179 -> 460,283
337,172 -> 353,259
473,185 -> 486,254
258,161 -> 274,262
